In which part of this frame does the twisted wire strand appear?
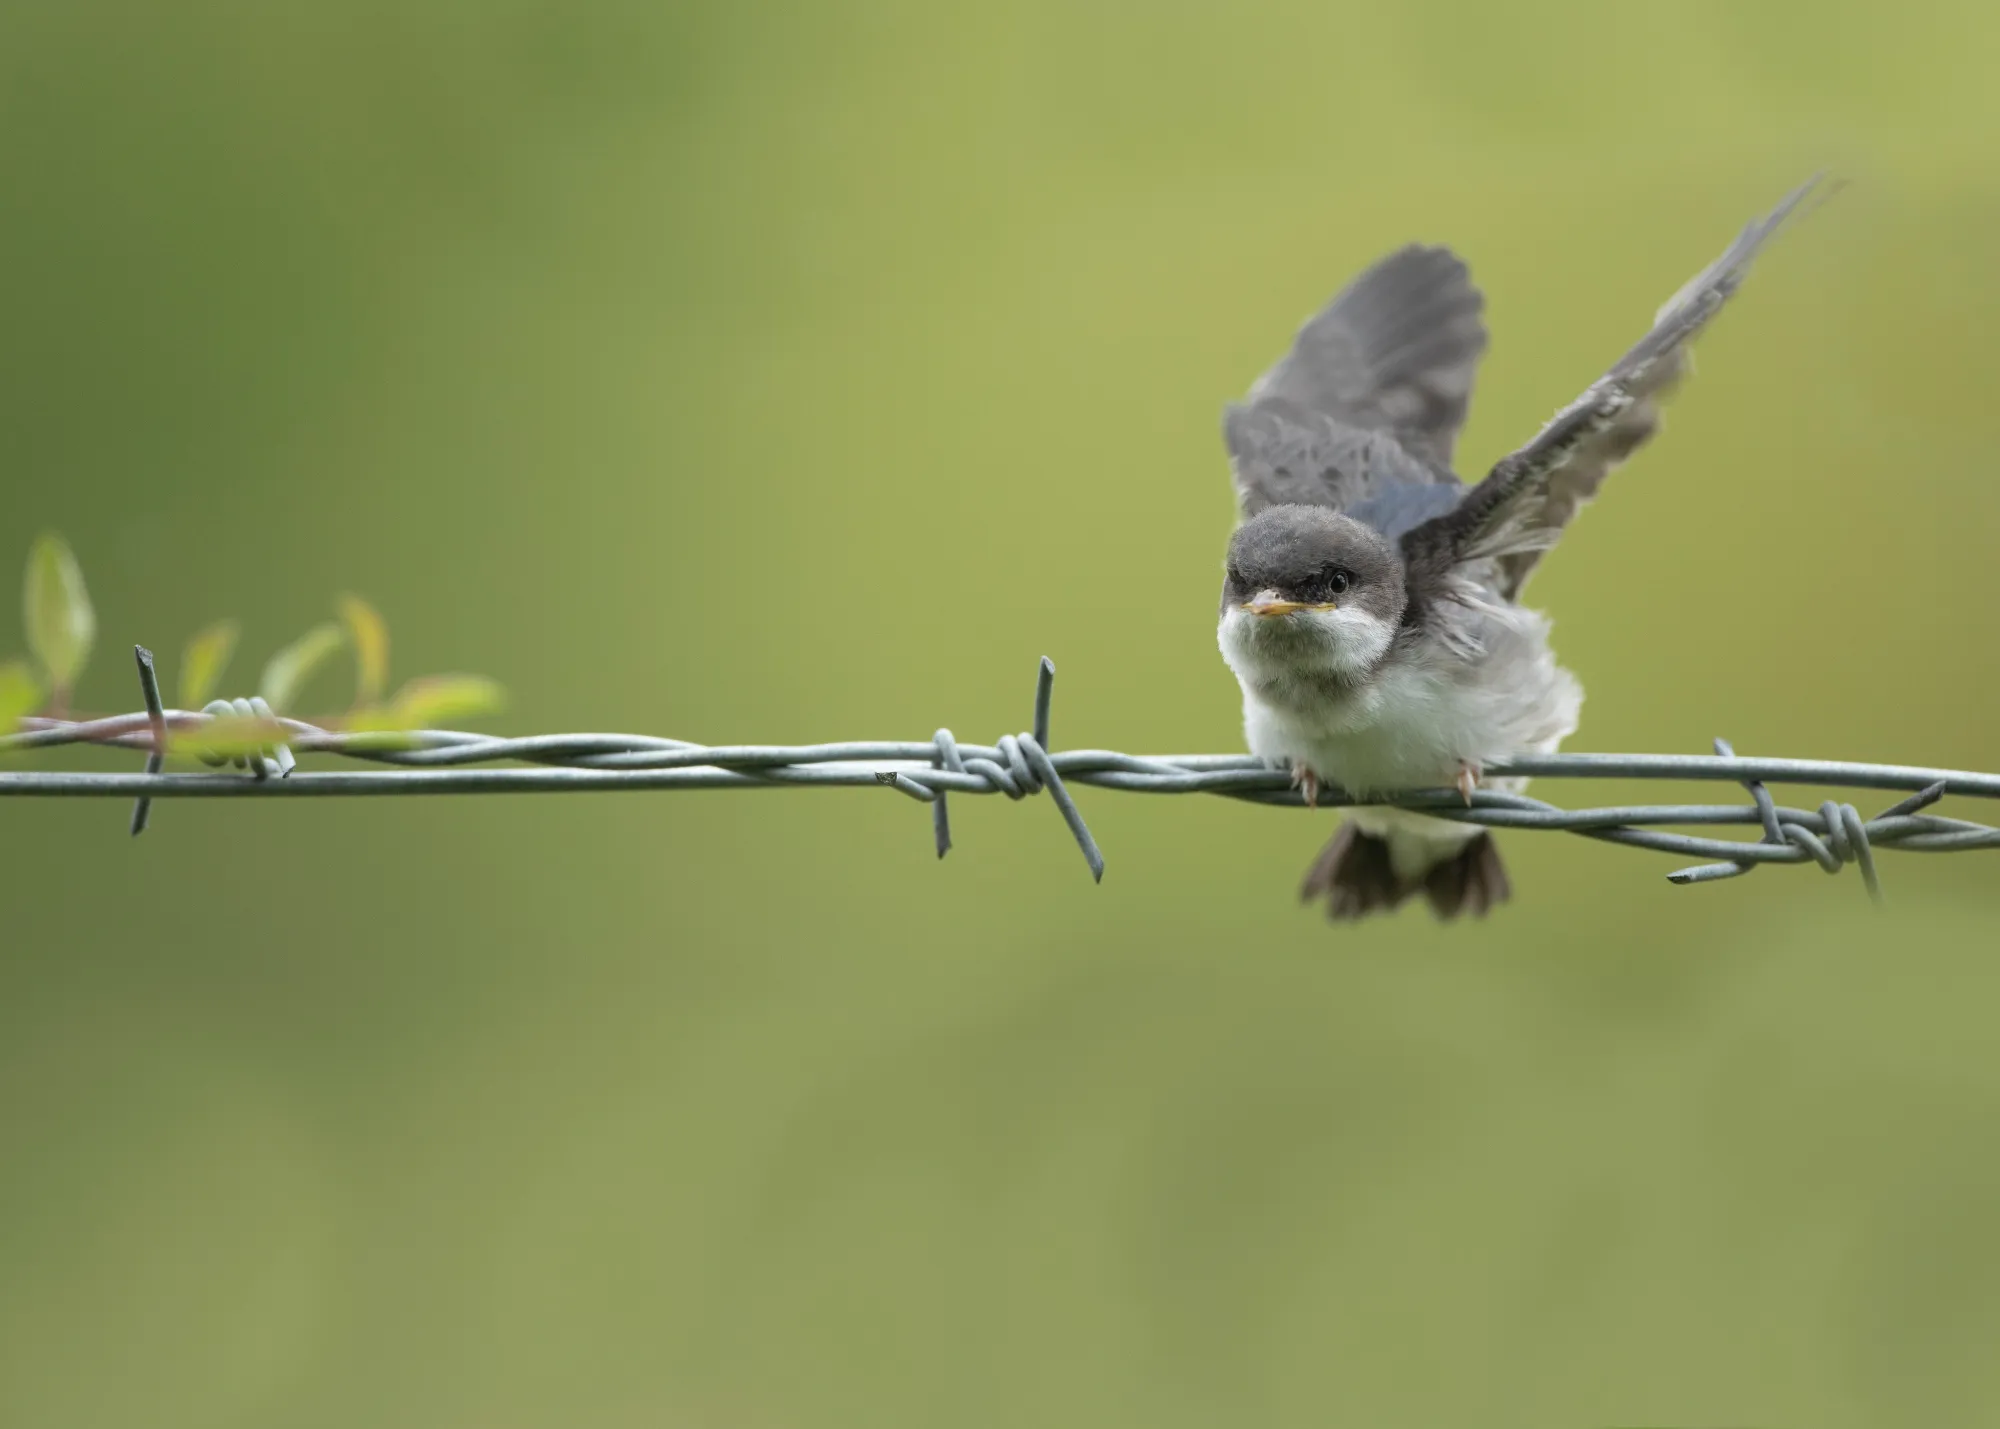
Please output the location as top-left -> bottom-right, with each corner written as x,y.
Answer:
4,649 -> 1998,900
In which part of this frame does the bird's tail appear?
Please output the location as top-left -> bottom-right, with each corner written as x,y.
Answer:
1300,822 -> 1511,923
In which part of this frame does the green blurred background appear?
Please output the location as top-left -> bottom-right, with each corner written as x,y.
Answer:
4,3 -> 2000,1425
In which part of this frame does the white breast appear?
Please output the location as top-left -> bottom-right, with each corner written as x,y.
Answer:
1223,602 -> 1582,798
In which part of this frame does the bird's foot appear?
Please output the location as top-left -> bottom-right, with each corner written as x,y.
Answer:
1291,763 -> 1321,809
1456,760 -> 1481,807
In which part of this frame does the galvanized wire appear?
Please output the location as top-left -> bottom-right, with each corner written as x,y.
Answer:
4,648 -> 1998,900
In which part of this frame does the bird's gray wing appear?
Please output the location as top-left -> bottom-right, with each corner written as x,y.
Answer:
1223,400 -> 1451,519
1402,175 -> 1828,601
1225,244 -> 1488,517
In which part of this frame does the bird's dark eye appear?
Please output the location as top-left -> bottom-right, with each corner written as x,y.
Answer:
1310,566 -> 1352,600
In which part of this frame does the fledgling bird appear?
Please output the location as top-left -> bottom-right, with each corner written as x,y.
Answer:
1216,177 -> 1824,922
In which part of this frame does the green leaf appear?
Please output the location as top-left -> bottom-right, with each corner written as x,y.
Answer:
258,622 -> 346,713
179,620 -> 241,710
0,658 -> 44,736
23,533 -> 95,696
351,674 -> 507,732
337,594 -> 390,706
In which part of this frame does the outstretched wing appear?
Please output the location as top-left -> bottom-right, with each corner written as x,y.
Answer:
1223,401 -> 1452,519
1226,244 -> 1488,518
1403,175 -> 1829,600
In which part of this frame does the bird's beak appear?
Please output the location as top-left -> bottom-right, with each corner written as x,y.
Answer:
1241,590 -> 1330,617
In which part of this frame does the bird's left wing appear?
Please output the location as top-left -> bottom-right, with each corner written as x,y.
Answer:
1225,243 -> 1487,519
1224,399 -> 1448,519
1401,175 -> 1829,600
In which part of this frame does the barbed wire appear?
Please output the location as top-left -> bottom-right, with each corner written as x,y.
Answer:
4,647 -> 1998,902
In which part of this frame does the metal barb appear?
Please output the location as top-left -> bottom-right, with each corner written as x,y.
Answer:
1877,781 -> 1948,821
1021,657 -> 1101,880
880,661 -> 1100,878
128,645 -> 167,837
1033,657 -> 1054,750
931,728 -> 963,859
873,769 -> 936,803
1019,734 -> 1104,883
1668,738 -> 1781,884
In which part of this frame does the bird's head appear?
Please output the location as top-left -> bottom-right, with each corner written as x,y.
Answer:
1217,505 -> 1408,682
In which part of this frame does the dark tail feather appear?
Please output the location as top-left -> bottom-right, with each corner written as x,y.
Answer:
1420,832 -> 1511,920
1299,824 -> 1414,921
1300,825 -> 1511,924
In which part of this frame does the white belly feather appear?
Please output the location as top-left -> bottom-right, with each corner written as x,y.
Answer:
1222,601 -> 1583,877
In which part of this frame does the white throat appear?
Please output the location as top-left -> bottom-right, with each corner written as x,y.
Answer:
1217,605 -> 1395,697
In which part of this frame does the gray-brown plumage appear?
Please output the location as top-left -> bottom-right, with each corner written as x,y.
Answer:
1238,243 -> 1488,473
1216,176 -> 1828,923
1226,244 -> 1485,523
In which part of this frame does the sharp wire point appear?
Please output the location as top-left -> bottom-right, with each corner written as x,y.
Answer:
1020,734 -> 1104,882
1033,657 -> 1055,751
1876,780 -> 1948,821
874,769 -> 936,803
129,645 -> 168,837
1668,861 -> 1754,885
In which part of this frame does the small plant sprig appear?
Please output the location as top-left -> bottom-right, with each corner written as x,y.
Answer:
2,534 -> 504,763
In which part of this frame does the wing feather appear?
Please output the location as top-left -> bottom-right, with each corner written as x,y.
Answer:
1225,243 -> 1488,517
1403,175 -> 1831,599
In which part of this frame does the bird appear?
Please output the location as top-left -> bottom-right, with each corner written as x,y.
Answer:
1215,176 -> 1825,923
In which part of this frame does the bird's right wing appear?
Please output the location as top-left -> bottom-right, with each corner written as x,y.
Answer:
1400,175 -> 1829,600
1225,243 -> 1489,518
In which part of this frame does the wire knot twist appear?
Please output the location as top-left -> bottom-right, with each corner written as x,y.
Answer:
1660,738 -> 1946,901
195,697 -> 297,780
882,658 -> 1104,881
